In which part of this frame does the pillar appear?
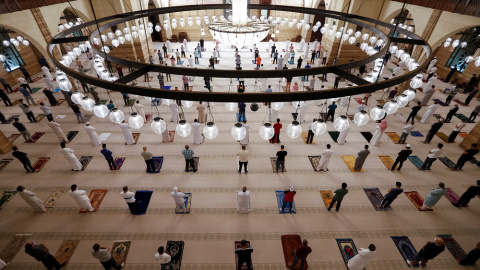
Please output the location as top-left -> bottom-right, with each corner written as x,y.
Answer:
460,121 -> 480,150
0,130 -> 14,154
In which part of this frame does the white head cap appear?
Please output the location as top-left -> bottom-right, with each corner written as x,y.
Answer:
173,187 -> 178,193
86,122 -> 90,125
289,184 -> 294,191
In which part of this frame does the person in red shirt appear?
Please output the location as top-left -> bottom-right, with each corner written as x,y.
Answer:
281,184 -> 296,212
256,56 -> 261,69
291,239 -> 312,269
271,118 -> 282,143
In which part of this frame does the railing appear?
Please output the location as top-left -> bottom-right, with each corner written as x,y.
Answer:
0,0 -> 75,15
391,0 -> 480,17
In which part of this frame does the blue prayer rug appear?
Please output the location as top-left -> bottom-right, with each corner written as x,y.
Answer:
408,156 -> 425,170
432,99 -> 446,106
275,191 -> 296,214
438,157 -> 456,171
335,238 -> 359,268
410,131 -> 424,137
134,190 -> 153,215
147,156 -> 163,173
363,188 -> 392,211
391,236 -> 420,267
176,193 -> 192,214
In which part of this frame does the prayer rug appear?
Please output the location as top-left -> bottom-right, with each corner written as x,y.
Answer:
35,113 -> 45,122
354,98 -> 363,104
66,131 -> 78,142
79,189 -> 107,213
360,131 -> 373,143
437,234 -> 467,261
111,240 -> 131,266
378,156 -> 395,170
436,132 -> 449,143
0,191 -> 16,210
270,157 -> 286,173
164,86 -> 171,90
55,115 -> 66,119
80,156 -> 93,171
395,114 -> 407,123
169,130 -> 175,142
188,85 -> 193,91
32,87 -> 42,93
385,132 -> 400,143
391,236 -> 420,267
100,99 -> 108,105
276,191 -> 296,214
328,131 -> 339,142
128,99 -> 136,106
470,157 -> 479,165
404,191 -> 432,211
25,132 -> 45,143
454,113 -> 469,122
135,190 -> 153,215
0,159 -> 13,172
281,235 -> 307,270
114,157 -> 126,170
459,132 -> 468,138
308,156 -> 321,171
301,132 -> 314,144
235,241 -> 254,270
8,133 -> 20,142
57,99 -> 65,106
34,99 -> 45,106
145,113 -> 152,122
438,157 -> 456,171
304,86 -> 311,91
11,99 -> 20,105
176,193 -> 192,214
32,157 -> 50,172
166,241 -> 185,270
144,77 -> 153,82
376,99 -> 386,106
0,234 -> 31,263
99,133 -> 111,141
44,187 -> 67,208
432,99 -> 446,106
319,190 -> 335,209
54,240 -> 79,268
335,238 -> 358,269
443,188 -> 465,206
408,156 -> 424,170
83,114 -> 93,122
187,157 -> 199,171
410,131 -> 423,137
414,114 -> 422,122
132,133 -> 140,144
147,156 -> 163,173
2,114 -> 20,124
453,99 -> 467,106
32,77 -> 42,82
433,114 -> 444,120
291,112 -> 297,121
363,187 -> 391,211
341,155 -> 363,172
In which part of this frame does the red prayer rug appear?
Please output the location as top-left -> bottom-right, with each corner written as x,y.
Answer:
79,189 -> 107,213
114,157 -> 126,170
32,157 -> 50,172
404,191 -> 432,211
281,235 -> 308,270
26,132 -> 45,143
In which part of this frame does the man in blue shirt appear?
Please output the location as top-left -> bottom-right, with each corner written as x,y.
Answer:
326,101 -> 337,122
100,144 -> 117,170
238,102 -> 246,122
182,145 -> 196,172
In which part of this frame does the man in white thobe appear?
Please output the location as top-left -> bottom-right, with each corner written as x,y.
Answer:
60,142 -> 82,171
304,43 -> 310,58
162,121 -> 170,143
298,102 -> 307,123
309,77 -> 316,90
340,96 -> 349,106
183,39 -> 188,52
420,102 -> 439,124
424,74 -> 437,91
171,187 -> 185,212
240,121 -> 249,145
16,186 -> 46,212
47,120 -> 69,143
317,144 -> 333,171
85,122 -> 102,146
192,119 -> 202,144
285,39 -> 290,52
41,66 -> 53,81
237,187 -> 251,214
421,85 -> 436,106
120,121 -> 135,145
134,100 -> 146,123
427,57 -> 437,73
356,102 -> 366,113
166,40 -> 172,53
43,76 -> 56,91
188,55 -> 194,67
277,55 -> 284,70
299,39 -> 305,51
268,39 -> 273,53
337,125 -> 350,145
68,184 -> 93,212
347,244 -> 376,270
170,102 -> 179,123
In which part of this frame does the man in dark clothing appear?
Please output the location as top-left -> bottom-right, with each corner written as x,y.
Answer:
391,145 -> 412,171
444,104 -> 459,123
100,144 -> 117,170
310,51 -> 316,64
306,119 -> 316,144
13,118 -> 34,142
408,238 -> 445,267
199,38 -> 204,51
328,182 -> 348,211
276,145 -> 287,173
0,111 -> 6,123
25,241 -> 65,269
235,240 -> 253,270
162,44 -> 168,57
423,119 -> 443,144
291,239 -> 312,270
12,146 -> 36,173
0,77 -> 13,92
468,104 -> 480,123
466,74 -> 478,90
237,102 -> 246,122
19,66 -> 33,83
297,57 -> 303,69
326,101 -> 337,122
0,88 -> 12,106
453,180 -> 480,207
444,89 -> 457,105
380,182 -> 403,208
270,44 -> 276,57
465,87 -> 479,105
458,242 -> 480,265
406,101 -> 422,123
454,144 -> 479,171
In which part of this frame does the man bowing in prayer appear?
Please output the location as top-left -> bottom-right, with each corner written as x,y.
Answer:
16,186 -> 46,213
59,142 -> 82,171
85,122 -> 102,146
316,144 -> 333,172
120,120 -> 135,145
237,186 -> 251,214
348,244 -> 376,270
192,119 -> 202,144
68,184 -> 93,212
171,187 -> 185,213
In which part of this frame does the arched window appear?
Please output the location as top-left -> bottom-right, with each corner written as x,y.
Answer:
0,27 -> 25,72
446,27 -> 480,72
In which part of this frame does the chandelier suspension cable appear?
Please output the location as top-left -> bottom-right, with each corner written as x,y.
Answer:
138,0 -> 153,59
207,104 -> 215,123
106,90 -> 121,110
87,0 -> 110,62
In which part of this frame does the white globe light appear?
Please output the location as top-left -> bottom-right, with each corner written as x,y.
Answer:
395,94 -> 409,107
161,99 -> 173,106
112,39 -> 120,47
271,102 -> 283,111
107,32 -> 115,39
370,105 -> 386,121
2,40 -> 10,47
21,39 -> 29,46
118,36 -> 125,44
312,119 -> 327,135
287,121 -> 302,139
203,122 -> 219,140
443,41 -> 451,48
348,36 -> 356,44
93,38 -> 100,45
408,61 -> 419,71
446,37 -> 452,42
231,123 -> 247,140
115,30 -> 122,36
155,24 -> 161,32
131,26 -> 137,31
395,49 -> 405,58
333,115 -> 350,131
124,34 -> 132,41
132,32 -> 139,39
452,39 -> 460,48
460,41 -> 467,48
109,108 -> 125,124
335,31 -> 342,39
80,97 -> 95,111
354,31 -> 361,38
128,112 -> 144,129
100,46 -> 110,53
403,89 -> 416,101
0,54 -> 5,62
58,79 -> 72,91
476,60 -> 480,68
376,39 -> 384,47
59,25 -> 65,31
400,53 -> 410,62
259,123 -> 275,140
354,110 -> 369,126
360,43 -> 368,51
151,117 -> 167,134
389,45 -> 398,54
12,40 -> 19,47
369,36 -> 377,44
362,33 -> 369,41
383,100 -> 399,114
181,100 -> 194,108
465,56 -> 474,63
176,120 -> 192,137
71,92 -> 84,104
101,34 -> 107,42
93,104 -> 109,118
225,102 -> 237,112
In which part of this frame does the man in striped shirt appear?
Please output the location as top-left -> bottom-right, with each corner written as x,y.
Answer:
182,145 -> 196,172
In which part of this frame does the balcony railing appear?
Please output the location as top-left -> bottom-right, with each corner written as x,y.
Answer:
391,0 -> 480,17
0,0 -> 76,15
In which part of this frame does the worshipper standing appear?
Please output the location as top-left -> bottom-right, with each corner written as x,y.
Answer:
70,104 -> 85,123
60,142 -> 82,171
306,119 -> 316,144
273,50 -> 278,64
422,119 -> 443,144
182,74 -> 189,91
18,100 -> 36,122
328,182 -> 348,211
39,102 -> 53,121
444,104 -> 459,123
18,75 -> 32,90
424,74 -> 437,92
44,87 -> 59,106
237,145 -> 249,174
19,86 -> 35,105
322,50 -> 328,65
161,120 -> 170,143
271,118 -> 282,144
47,119 -> 69,143
354,145 -> 370,171
454,144 -> 479,171
240,120 -> 249,145
427,57 -> 437,73
182,145 -> 196,172
468,104 -> 480,123
194,49 -> 200,64
421,85 -> 436,106
277,55 -> 284,70
420,102 -> 439,124
453,180 -> 480,208
169,102 -> 180,123
171,187 -> 185,213
408,238 -> 445,267
458,242 -> 480,265
0,88 -> 11,106
316,144 -> 333,172
134,100 -> 146,123
465,87 -> 479,105
406,101 -> 422,124
121,92 -> 130,106
445,88 -> 458,105
188,55 -> 194,67
370,119 -> 387,146
347,244 -> 376,270
157,73 -> 165,89
380,182 -> 403,209
290,239 -> 312,270
43,75 -> 56,92
426,66 -> 437,80
391,145 -> 412,171
85,122 -> 102,146
196,102 -> 205,123
237,187 -> 251,214
141,146 -> 155,173
398,122 -> 414,144
281,184 -> 296,213
326,101 -> 337,122
421,143 -> 443,170
155,246 -> 175,270
120,120 -> 135,145
0,77 -> 12,92
0,112 -> 5,123
192,119 -> 202,145
298,102 -> 307,123
16,186 -> 46,212
12,118 -> 34,142
121,186 -> 140,215
91,243 -> 122,270
276,145 -> 287,173
12,146 -> 36,173
100,144 -> 117,170
24,241 -> 65,270
238,102 -> 246,122
337,124 -> 350,145
68,184 -> 93,212
422,182 -> 447,210
235,239 -> 253,270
